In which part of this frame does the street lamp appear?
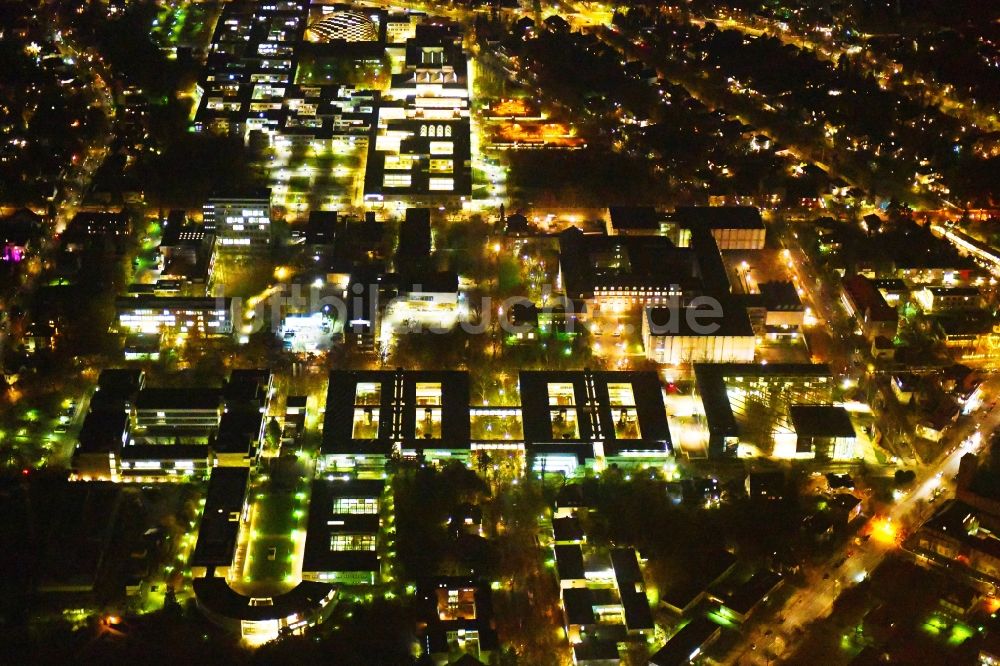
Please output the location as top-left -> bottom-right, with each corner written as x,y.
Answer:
492,242 -> 502,288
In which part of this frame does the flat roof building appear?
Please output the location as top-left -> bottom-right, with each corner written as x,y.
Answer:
343,265 -> 378,349
573,638 -> 621,666
224,368 -> 274,406
788,404 -> 857,460
74,409 -> 131,480
554,544 -> 587,586
708,570 -> 783,624
320,369 -> 471,475
552,515 -> 585,544
675,206 -> 766,250
643,297 -> 756,365
416,578 -> 499,666
109,370 -> 273,475
364,118 -> 473,201
398,207 -> 432,265
365,28 -> 472,205
519,370 -> 672,475
605,206 -> 666,236
115,443 -> 213,480
93,368 -> 146,403
159,221 -> 215,287
744,281 -> 805,336
193,578 -> 337,643
215,408 -> 265,467
305,210 -> 338,246
660,548 -> 737,615
649,617 -> 723,666
133,388 -> 223,432
694,363 -> 834,458
191,467 -> 250,578
214,369 -> 273,465
611,548 -> 654,633
115,295 -> 237,338
72,369 -> 145,480
387,270 -> 459,311
302,478 -> 384,585
558,228 -> 700,309
203,190 -> 272,251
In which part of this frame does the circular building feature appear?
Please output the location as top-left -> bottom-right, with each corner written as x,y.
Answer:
306,10 -> 379,43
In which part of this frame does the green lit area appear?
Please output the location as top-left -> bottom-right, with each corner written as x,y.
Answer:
920,613 -> 976,647
236,468 -> 311,594
295,55 -> 390,89
151,1 -> 220,50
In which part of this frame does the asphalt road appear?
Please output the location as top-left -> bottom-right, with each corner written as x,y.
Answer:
724,386 -> 1000,664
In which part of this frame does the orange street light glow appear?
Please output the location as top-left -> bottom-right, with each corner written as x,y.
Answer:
870,516 -> 899,545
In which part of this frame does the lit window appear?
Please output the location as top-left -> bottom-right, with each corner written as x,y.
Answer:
330,534 -> 376,551
355,382 -> 381,405
429,177 -> 454,191
547,382 -> 575,406
384,173 -> 411,188
415,382 -> 442,406
607,383 -> 636,407
429,159 -> 453,173
352,407 -> 380,439
332,497 -> 379,514
429,141 -> 453,155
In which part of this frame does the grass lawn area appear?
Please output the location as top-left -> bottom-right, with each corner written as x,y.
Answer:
245,534 -> 296,583
255,493 -> 300,534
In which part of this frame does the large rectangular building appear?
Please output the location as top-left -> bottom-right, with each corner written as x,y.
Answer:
518,370 -> 672,475
558,225 -> 733,315
787,405 -> 857,460
115,295 -> 236,338
191,467 -> 251,578
158,218 -> 215,288
558,228 -> 700,312
203,191 -> 272,251
364,117 -> 472,203
642,297 -> 756,365
72,369 -> 145,480
133,388 -> 223,432
194,2 -> 305,138
277,85 -> 378,146
301,478 -> 384,585
675,206 -> 766,250
319,369 -> 471,475
76,369 -> 268,481
115,443 -> 213,480
694,363 -> 835,458
364,28 -> 472,205
216,369 -> 274,466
